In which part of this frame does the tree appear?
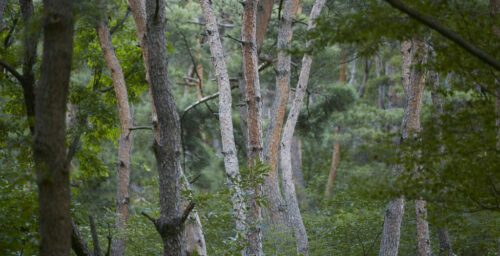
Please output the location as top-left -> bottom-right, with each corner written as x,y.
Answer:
33,0 -> 74,255
96,3 -> 134,255
279,0 -> 326,254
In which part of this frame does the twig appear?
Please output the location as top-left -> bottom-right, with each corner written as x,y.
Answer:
189,174 -> 201,184
0,59 -> 24,84
182,91 -> 220,117
181,202 -> 196,224
110,7 -> 131,35
129,126 -> 152,131
141,212 -> 157,225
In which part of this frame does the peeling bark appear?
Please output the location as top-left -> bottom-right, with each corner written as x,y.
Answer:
242,0 -> 264,254
198,0 -> 248,253
34,0 -> 74,255
96,8 -> 134,256
278,0 -> 326,254
263,0 -> 300,229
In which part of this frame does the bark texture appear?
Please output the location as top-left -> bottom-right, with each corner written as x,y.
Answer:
437,226 -> 453,256
278,0 -> 326,254
0,0 -> 6,29
242,0 -> 264,254
325,125 -> 340,200
128,2 -> 206,253
263,0 -> 300,229
33,0 -> 74,255
256,0 -> 274,51
198,0 -> 248,250
144,1 -> 187,255
96,10 -> 134,256
291,136 -> 305,203
379,39 -> 428,256
415,199 -> 431,256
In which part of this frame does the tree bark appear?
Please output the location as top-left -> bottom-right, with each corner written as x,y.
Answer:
96,9 -> 134,256
242,0 -> 264,255
437,226 -> 453,256
415,199 -> 431,256
0,0 -> 7,29
128,2 -> 206,254
263,0 -> 300,229
349,54 -> 357,85
19,0 -> 38,134
33,0 -> 74,255
340,52 -> 346,83
278,0 -> 326,254
291,136 -> 305,203
379,39 -> 428,256
325,125 -> 340,200
358,58 -> 372,97
198,0 -> 248,253
144,1 -> 187,255
71,220 -> 93,256
256,0 -> 274,51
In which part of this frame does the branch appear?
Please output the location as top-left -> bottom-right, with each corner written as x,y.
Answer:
141,212 -> 157,225
189,174 -> 201,184
0,59 -> 24,84
89,216 -> 104,256
129,126 -> 152,131
182,92 -> 220,117
384,0 -> 500,72
105,223 -> 112,256
110,7 -> 131,35
181,202 -> 196,224
71,220 -> 93,256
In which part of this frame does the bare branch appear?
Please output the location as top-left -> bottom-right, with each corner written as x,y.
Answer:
182,91 -> 220,116
89,216 -> 104,256
0,59 -> 24,84
129,126 -> 152,131
181,202 -> 196,224
141,212 -> 157,225
110,7 -> 131,35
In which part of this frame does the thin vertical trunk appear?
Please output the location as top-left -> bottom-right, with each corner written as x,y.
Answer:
0,0 -> 7,29
279,0 -> 326,254
416,199 -> 431,256
349,54 -> 357,85
128,2 -> 206,254
242,0 -> 264,255
263,0 -> 300,229
256,0 -> 274,51
325,125 -> 340,200
291,136 -> 305,203
34,0 -> 74,255
19,0 -> 38,134
198,1 -> 248,253
340,52 -> 346,83
144,1 -> 187,255
96,8 -> 134,256
379,39 -> 428,256
437,226 -> 453,256
358,58 -> 372,97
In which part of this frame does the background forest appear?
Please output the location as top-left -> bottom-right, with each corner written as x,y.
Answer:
0,0 -> 499,255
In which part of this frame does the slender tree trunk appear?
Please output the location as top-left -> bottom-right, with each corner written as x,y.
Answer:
379,39 -> 428,256
19,0 -> 38,134
349,54 -> 357,85
198,0 -> 248,253
279,1 -> 326,254
263,0 -> 300,229
128,2 -> 206,254
340,52 -> 346,83
96,10 -> 134,256
358,58 -> 372,97
416,199 -> 431,256
33,0 -> 74,255
242,0 -> 264,254
143,1 -> 188,255
325,125 -> 340,200
256,0 -> 274,51
291,136 -> 305,203
0,0 -> 7,29
436,226 -> 453,256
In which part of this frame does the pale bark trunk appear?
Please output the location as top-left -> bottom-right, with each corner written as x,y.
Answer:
198,0 -> 248,253
349,54 -> 357,85
96,12 -> 134,256
325,125 -> 340,200
291,136 -> 305,203
379,39 -> 428,256
358,58 -> 372,97
340,52 -> 346,83
34,0 -> 74,255
129,2 -> 206,254
263,0 -> 300,229
379,197 -> 405,256
278,1 -> 326,254
242,0 -> 264,255
416,199 -> 431,256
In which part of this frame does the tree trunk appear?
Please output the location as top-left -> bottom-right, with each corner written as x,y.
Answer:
96,10 -> 134,256
491,2 -> 500,255
349,54 -> 357,85
437,226 -> 453,256
128,2 -> 206,253
19,0 -> 38,134
340,52 -> 346,83
144,1 -> 186,255
0,0 -> 6,29
379,39 -> 428,256
278,0 -> 326,254
256,0 -> 274,51
358,58 -> 372,97
242,0 -> 264,254
33,0 -> 74,255
198,0 -> 248,252
325,125 -> 340,200
416,199 -> 431,256
291,136 -> 305,203
263,0 -> 300,229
